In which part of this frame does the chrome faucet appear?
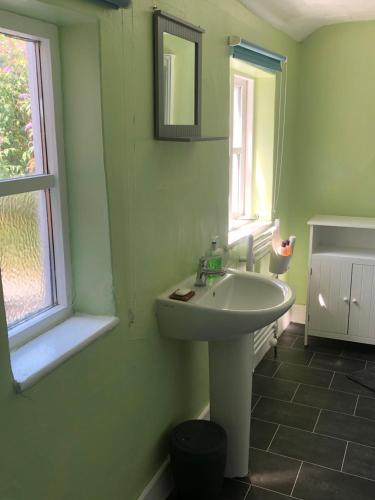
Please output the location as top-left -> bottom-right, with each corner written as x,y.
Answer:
195,256 -> 226,287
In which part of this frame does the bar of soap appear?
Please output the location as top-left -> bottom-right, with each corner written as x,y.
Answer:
174,288 -> 192,297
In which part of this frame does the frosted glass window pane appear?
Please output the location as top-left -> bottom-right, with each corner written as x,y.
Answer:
0,33 -> 44,180
0,191 -> 55,327
233,85 -> 243,149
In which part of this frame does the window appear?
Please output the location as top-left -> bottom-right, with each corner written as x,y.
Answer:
163,53 -> 175,124
229,75 -> 254,228
228,59 -> 277,235
0,20 -> 70,349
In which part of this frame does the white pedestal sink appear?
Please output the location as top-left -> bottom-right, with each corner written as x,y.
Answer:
156,269 -> 295,477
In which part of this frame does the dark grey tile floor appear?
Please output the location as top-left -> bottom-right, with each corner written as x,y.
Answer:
168,323 -> 375,499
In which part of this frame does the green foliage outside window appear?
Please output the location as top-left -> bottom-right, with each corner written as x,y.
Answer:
0,33 -> 35,179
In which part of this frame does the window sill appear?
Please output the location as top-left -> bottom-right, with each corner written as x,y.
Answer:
228,220 -> 274,247
11,314 -> 119,392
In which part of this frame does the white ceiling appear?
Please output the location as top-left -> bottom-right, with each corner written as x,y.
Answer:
240,0 -> 375,41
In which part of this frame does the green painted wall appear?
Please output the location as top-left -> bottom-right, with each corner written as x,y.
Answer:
253,75 -> 276,220
286,21 -> 375,304
60,21 -> 115,315
0,1 -> 299,499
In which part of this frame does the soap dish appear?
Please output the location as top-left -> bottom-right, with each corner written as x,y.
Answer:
169,289 -> 195,302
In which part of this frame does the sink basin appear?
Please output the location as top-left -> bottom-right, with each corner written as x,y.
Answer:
156,268 -> 295,478
157,269 -> 294,341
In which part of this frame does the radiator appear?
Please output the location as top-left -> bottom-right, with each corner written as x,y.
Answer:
254,322 -> 276,358
247,228 -> 275,269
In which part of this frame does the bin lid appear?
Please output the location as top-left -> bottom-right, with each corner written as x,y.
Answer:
170,420 -> 226,456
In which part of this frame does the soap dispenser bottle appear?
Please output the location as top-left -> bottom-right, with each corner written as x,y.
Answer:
207,236 -> 224,271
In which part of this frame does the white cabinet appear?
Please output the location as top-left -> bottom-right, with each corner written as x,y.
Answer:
348,264 -> 375,339
306,215 -> 375,346
309,257 -> 351,335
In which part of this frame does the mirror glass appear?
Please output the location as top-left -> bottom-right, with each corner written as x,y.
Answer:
163,32 -> 196,125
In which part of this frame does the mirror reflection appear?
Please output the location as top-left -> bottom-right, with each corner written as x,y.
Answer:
163,32 -> 196,125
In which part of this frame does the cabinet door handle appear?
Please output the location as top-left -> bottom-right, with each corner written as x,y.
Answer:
343,297 -> 349,304
352,298 -> 358,304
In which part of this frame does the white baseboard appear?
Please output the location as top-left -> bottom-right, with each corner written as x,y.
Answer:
291,304 -> 306,324
137,457 -> 172,500
137,404 -> 210,500
279,309 -> 292,332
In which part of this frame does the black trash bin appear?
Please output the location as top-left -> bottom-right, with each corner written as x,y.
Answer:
169,420 -> 227,500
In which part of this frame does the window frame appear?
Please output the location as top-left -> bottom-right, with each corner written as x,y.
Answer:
229,74 -> 255,229
0,11 -> 72,350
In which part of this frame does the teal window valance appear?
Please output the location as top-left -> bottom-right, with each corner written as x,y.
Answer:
228,36 -> 286,72
101,0 -> 130,7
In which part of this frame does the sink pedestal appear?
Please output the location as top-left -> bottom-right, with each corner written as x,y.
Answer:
209,335 -> 253,478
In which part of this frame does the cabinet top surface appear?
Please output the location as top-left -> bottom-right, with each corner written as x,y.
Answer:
308,215 -> 375,229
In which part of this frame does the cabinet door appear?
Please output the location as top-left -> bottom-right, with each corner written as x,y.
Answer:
348,264 -> 375,339
308,257 -> 352,334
